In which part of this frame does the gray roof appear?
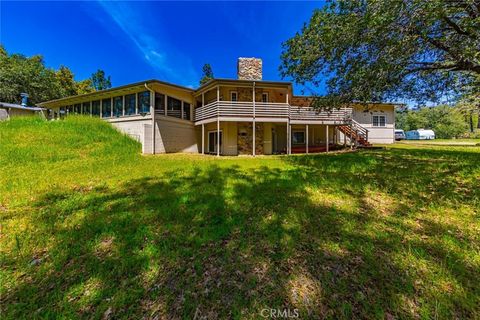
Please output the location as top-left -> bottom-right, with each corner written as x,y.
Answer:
0,102 -> 45,111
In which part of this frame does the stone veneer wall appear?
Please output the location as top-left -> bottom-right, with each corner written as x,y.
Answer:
237,122 -> 264,155
237,58 -> 262,81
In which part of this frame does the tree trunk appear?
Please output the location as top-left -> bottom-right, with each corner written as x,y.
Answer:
469,111 -> 474,132
477,105 -> 480,129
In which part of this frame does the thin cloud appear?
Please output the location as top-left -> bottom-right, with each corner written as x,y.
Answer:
94,1 -> 198,86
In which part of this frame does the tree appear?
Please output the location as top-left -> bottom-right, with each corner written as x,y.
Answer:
76,79 -> 95,95
280,0 -> 480,108
395,105 -> 468,138
55,66 -> 78,97
199,64 -> 214,85
0,47 -> 60,105
90,69 -> 111,91
0,46 -> 104,105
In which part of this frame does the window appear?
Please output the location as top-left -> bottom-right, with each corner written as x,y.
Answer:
262,92 -> 269,103
102,99 -> 112,118
230,91 -> 238,102
167,96 -> 182,118
125,94 -> 136,115
92,100 -> 100,116
183,103 -> 191,120
208,131 -> 222,153
113,96 -> 123,117
372,115 -> 386,127
138,91 -> 150,114
74,104 -> 81,114
155,93 -> 165,113
292,131 -> 305,144
82,102 -> 90,115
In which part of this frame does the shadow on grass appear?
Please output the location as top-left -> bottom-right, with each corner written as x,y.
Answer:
2,147 -> 479,319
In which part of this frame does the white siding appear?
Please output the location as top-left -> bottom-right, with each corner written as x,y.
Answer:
352,104 -> 395,144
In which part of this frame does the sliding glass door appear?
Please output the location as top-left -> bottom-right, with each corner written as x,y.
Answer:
208,131 -> 222,154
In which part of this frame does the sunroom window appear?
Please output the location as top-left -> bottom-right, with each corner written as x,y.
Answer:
183,103 -> 191,120
92,100 -> 100,116
155,93 -> 165,113
82,102 -> 90,114
167,96 -> 182,118
113,96 -> 123,117
138,91 -> 150,114
125,94 -> 136,115
102,99 -> 112,118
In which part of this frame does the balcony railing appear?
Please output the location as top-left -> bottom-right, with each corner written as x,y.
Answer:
194,101 -> 352,123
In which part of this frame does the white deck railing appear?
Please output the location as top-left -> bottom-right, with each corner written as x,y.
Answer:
194,101 -> 352,123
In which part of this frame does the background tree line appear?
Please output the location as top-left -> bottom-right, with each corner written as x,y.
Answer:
0,45 -> 111,106
396,104 -> 479,139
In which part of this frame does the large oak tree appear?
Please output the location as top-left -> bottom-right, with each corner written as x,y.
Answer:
280,0 -> 480,108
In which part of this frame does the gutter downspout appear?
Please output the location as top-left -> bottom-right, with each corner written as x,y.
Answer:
145,83 -> 155,154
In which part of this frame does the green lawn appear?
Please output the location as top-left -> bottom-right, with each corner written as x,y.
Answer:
1,117 -> 479,319
397,139 -> 480,146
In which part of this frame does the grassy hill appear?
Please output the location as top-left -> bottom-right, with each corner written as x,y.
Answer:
1,117 -> 479,319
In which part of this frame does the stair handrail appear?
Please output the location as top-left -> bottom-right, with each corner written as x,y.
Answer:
351,119 -> 369,137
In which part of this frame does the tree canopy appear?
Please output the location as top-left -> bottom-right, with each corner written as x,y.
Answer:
199,64 -> 214,85
90,69 -> 112,91
0,46 -> 108,105
280,0 -> 480,107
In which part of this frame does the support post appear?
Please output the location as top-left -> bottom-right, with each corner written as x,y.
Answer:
306,124 -> 309,154
252,82 -> 256,156
144,83 -> 156,155
150,91 -> 155,154
287,122 -> 291,154
164,94 -> 167,116
202,123 -> 205,154
350,124 -> 354,150
201,92 -> 205,121
326,125 -> 329,152
135,93 -> 138,115
217,119 -> 220,157
217,86 -> 220,157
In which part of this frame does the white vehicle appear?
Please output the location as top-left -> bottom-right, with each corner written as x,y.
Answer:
395,129 -> 405,140
406,129 -> 435,140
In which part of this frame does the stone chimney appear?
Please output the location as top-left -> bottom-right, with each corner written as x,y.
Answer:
237,57 -> 262,80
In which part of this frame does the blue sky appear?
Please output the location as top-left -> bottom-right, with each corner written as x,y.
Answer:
1,1 -> 325,93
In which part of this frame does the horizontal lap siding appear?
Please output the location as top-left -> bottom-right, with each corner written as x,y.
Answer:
352,104 -> 395,144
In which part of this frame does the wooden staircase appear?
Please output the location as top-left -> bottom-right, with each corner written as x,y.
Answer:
338,120 -> 372,147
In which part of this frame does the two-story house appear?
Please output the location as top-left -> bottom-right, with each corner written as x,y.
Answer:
39,58 -> 397,155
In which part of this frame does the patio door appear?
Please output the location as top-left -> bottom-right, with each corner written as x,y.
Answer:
208,131 -> 222,154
